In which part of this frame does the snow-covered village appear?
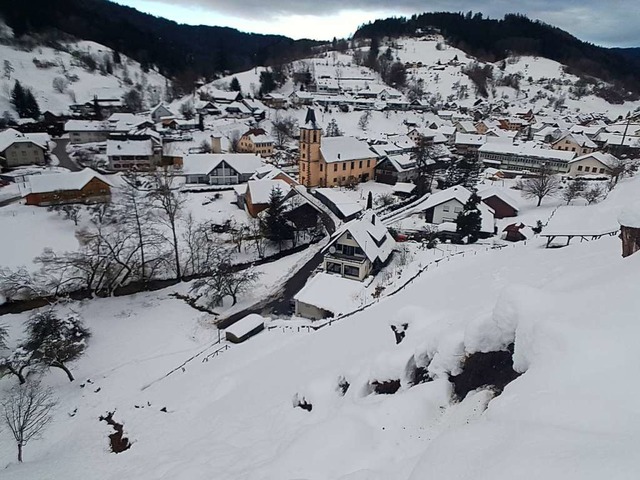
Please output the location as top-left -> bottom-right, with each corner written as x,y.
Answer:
1,3 -> 640,479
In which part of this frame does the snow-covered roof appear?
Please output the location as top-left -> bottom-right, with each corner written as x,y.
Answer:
181,153 -> 264,176
455,133 -> 486,146
330,212 -> 395,264
0,128 -> 48,152
384,153 -> 418,172
477,186 -> 520,210
250,165 -> 296,184
544,206 -> 620,236
409,185 -> 472,213
478,143 -> 576,161
27,168 -> 111,194
320,136 -> 376,163
106,139 -> 153,157
568,152 -> 619,169
246,179 -> 292,205
553,132 -> 597,149
249,134 -> 274,144
315,188 -> 363,218
406,185 -> 494,233
294,272 -> 366,315
225,314 -> 264,339
64,120 -> 110,132
392,182 -> 417,194
619,203 -> 640,228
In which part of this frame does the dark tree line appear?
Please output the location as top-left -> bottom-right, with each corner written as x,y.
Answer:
0,0 -> 320,82
355,12 -> 640,97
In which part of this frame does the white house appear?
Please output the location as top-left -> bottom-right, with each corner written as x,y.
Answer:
323,212 -> 395,281
407,185 -> 495,235
567,152 -> 619,178
181,153 -> 263,185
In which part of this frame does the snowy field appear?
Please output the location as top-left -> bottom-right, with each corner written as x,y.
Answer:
0,168 -> 638,479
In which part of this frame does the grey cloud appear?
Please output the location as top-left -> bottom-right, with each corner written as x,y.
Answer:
151,0 -> 640,46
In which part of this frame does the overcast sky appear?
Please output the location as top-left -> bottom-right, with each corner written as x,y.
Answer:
114,0 -> 639,47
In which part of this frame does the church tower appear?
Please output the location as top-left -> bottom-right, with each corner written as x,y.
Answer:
298,108 -> 323,187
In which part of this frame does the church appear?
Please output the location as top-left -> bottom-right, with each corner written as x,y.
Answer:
298,109 -> 378,188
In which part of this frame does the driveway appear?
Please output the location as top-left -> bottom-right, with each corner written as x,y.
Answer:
52,137 -> 81,172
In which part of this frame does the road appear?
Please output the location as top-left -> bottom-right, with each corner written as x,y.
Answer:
217,249 -> 326,328
52,137 -> 81,172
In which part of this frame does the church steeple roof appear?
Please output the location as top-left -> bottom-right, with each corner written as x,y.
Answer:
304,108 -> 319,129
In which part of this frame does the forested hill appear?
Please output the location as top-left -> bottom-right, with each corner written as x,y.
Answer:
355,12 -> 640,95
0,0 -> 320,83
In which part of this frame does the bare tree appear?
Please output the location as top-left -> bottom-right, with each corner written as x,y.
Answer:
0,323 -> 7,350
191,260 -> 260,307
584,184 -> 605,205
358,111 -> 371,131
2,380 -> 57,462
52,76 -> 68,94
0,348 -> 33,385
0,267 -> 46,302
248,218 -> 267,259
562,178 -> 586,205
271,115 -> 298,148
48,204 -> 82,226
150,170 -> 185,279
227,131 -> 241,153
522,165 -> 561,207
119,173 -> 157,284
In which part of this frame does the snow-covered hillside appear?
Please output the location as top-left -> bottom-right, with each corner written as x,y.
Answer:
0,36 -> 168,116
1,174 -> 639,479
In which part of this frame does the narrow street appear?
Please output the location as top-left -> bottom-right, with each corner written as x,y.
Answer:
52,137 -> 81,172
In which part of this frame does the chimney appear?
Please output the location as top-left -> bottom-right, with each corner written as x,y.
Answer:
371,214 -> 375,225
211,135 -> 222,154
338,153 -> 341,159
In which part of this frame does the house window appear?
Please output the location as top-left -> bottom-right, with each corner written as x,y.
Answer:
344,265 -> 360,278
326,261 -> 342,274
442,205 -> 450,212
600,168 -> 605,174
351,161 -> 354,169
577,166 -> 583,171
454,207 -> 462,213
320,163 -> 323,171
359,160 -> 363,168
367,160 -> 371,167
334,164 -> 338,172
342,163 -> 346,171
584,167 -> 590,172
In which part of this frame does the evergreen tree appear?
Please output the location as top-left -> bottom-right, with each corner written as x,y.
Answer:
10,80 -> 26,117
259,70 -> 276,96
325,118 -> 342,137
229,76 -> 242,92
24,90 -> 40,119
261,187 -> 294,250
455,192 -> 482,244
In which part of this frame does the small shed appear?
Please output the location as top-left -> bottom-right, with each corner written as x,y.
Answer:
619,207 -> 640,258
225,314 -> 265,343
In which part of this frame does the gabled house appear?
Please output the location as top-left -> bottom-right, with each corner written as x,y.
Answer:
238,128 -> 275,158
25,168 -> 111,206
552,132 -> 597,155
182,153 -> 263,185
150,104 -> 175,123
250,164 -> 297,185
567,152 -> 618,178
237,179 -> 293,217
323,212 -> 395,281
261,93 -> 288,109
107,139 -> 159,171
477,186 -> 519,219
0,128 -> 48,168
454,133 -> 486,156
408,185 -> 495,235
64,120 -> 111,144
289,90 -> 315,106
